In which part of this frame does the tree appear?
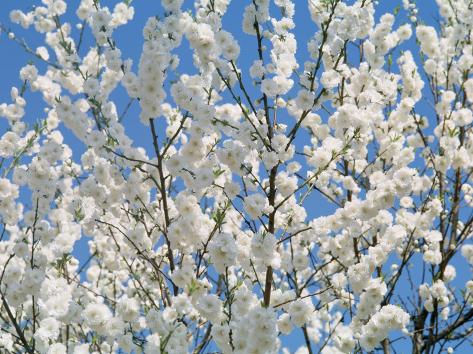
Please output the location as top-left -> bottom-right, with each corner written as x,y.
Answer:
0,0 -> 472,352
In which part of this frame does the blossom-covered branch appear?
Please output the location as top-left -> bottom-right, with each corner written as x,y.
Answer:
0,0 -> 473,353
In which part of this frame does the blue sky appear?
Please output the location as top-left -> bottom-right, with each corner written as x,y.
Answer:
1,0 -> 472,353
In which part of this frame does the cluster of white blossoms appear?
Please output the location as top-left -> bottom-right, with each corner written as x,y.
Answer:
358,305 -> 410,351
1,0 -> 473,353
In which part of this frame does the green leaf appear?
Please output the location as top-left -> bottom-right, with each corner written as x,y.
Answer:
213,167 -> 225,178
74,207 -> 85,222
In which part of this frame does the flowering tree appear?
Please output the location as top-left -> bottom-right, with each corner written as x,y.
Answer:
1,0 -> 473,353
